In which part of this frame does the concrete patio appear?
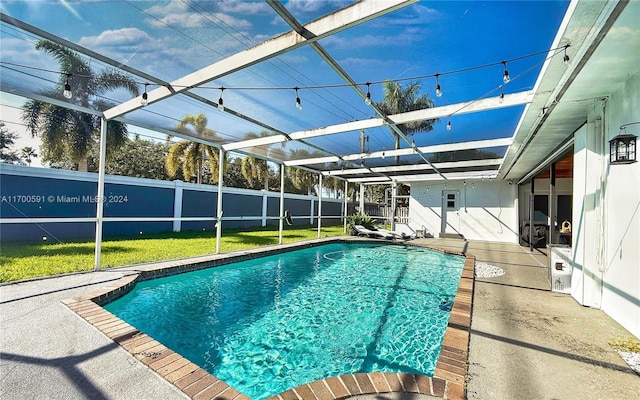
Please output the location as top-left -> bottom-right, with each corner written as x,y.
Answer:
420,238 -> 639,399
1,238 -> 638,399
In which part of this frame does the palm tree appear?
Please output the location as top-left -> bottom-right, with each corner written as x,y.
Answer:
0,121 -> 21,164
375,80 -> 438,163
166,113 -> 226,184
22,40 -> 138,171
322,175 -> 343,198
240,130 -> 273,190
20,147 -> 38,166
287,149 -> 321,195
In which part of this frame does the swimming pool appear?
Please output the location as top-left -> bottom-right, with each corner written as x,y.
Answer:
104,242 -> 465,399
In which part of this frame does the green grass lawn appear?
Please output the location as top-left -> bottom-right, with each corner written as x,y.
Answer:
0,225 -> 346,283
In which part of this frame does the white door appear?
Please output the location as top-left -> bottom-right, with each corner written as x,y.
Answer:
441,190 -> 460,234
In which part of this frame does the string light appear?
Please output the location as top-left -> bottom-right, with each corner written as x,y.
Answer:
5,43 -> 571,109
141,83 -> 148,106
499,91 -> 505,104
217,87 -> 224,111
364,82 -> 372,105
295,87 -> 302,110
63,74 -> 72,99
502,61 -> 510,84
446,120 -> 452,131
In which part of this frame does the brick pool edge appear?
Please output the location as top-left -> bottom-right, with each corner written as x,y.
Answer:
63,238 -> 475,400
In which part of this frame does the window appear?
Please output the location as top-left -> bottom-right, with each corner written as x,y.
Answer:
446,193 -> 457,209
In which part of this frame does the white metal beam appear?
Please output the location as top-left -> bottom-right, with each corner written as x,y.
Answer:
391,91 -> 534,125
284,156 -> 341,166
223,135 -> 288,151
226,92 -> 528,153
289,137 -> 512,167
325,157 -> 501,177
369,158 -> 502,174
104,0 -> 416,120
342,138 -> 512,162
398,171 -> 500,182
349,176 -> 393,183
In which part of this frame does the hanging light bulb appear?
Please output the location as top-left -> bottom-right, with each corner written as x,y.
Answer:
217,87 -> 225,111
502,61 -> 510,84
563,46 -> 570,65
364,82 -> 372,105
63,74 -> 72,99
446,120 -> 452,131
141,83 -> 149,106
295,87 -> 302,110
381,151 -> 385,159
435,74 -> 442,97
499,91 -> 505,104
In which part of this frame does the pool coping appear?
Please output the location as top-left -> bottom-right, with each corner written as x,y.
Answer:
62,237 -> 475,400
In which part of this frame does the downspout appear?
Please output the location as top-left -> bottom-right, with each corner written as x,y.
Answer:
596,99 -> 608,305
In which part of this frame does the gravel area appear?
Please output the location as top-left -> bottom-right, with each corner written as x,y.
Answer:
616,350 -> 640,375
475,262 -> 506,278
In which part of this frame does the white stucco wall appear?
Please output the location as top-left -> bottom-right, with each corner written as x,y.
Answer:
408,179 -> 519,243
572,72 -> 640,339
601,72 -> 640,339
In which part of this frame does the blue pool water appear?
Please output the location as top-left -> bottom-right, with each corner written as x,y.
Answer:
105,243 -> 464,399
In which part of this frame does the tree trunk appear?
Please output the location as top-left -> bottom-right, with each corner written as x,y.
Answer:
197,158 -> 202,184
77,157 -> 89,172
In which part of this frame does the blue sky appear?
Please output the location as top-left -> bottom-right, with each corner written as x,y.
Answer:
0,0 -> 571,164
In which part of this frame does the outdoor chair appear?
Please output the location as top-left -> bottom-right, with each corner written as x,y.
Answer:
353,225 -> 394,239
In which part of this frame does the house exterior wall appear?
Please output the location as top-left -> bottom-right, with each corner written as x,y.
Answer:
572,71 -> 640,338
408,179 -> 519,242
601,72 -> 639,338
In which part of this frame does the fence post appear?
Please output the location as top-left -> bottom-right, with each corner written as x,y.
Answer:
173,180 -> 183,232
317,174 -> 322,238
310,198 -> 315,224
261,190 -> 268,227
343,180 -> 348,234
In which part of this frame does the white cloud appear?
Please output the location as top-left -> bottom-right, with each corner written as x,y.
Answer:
143,1 -> 253,30
339,57 -> 406,69
276,53 -> 310,65
284,0 -> 349,14
217,1 -> 272,15
78,28 -> 156,48
322,27 -> 424,49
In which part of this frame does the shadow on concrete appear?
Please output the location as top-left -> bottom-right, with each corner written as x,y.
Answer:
0,276 -> 121,305
0,342 -> 121,400
477,280 -> 551,293
470,328 -> 637,375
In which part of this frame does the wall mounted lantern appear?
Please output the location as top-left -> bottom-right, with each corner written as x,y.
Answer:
609,123 -> 638,164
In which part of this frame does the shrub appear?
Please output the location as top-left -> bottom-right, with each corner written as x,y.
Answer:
609,337 -> 640,353
346,212 -> 375,235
